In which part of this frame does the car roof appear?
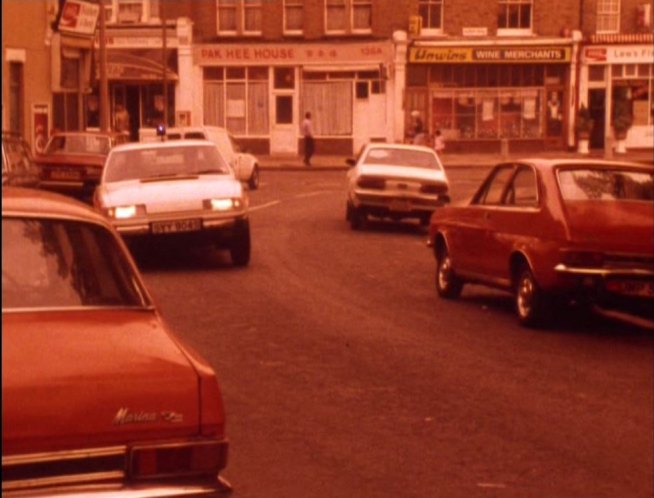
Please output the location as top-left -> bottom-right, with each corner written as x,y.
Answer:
2,187 -> 110,225
364,143 -> 438,154
110,139 -> 218,153
166,125 -> 227,134
502,158 -> 653,170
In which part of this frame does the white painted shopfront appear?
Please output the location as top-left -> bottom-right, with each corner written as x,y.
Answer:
580,39 -> 653,151
192,40 -> 397,155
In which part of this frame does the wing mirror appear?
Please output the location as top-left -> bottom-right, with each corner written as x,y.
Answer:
346,158 -> 356,167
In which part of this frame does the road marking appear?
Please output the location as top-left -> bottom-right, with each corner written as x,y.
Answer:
249,200 -> 281,212
477,483 -> 507,489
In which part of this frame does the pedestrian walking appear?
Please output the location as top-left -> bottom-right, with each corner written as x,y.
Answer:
302,111 -> 315,166
433,129 -> 446,153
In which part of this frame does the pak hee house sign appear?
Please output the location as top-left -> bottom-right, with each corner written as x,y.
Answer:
58,0 -> 99,37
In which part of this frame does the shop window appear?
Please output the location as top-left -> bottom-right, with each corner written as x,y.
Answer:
408,65 -> 428,87
303,80 -> 353,135
497,0 -> 532,33
8,62 -> 23,134
203,66 -> 269,134
589,65 -> 605,82
284,0 -> 303,33
597,0 -> 620,33
418,0 -> 443,32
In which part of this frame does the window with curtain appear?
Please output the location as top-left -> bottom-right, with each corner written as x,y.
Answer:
284,0 -> 303,32
497,0 -> 532,30
597,0 -> 620,33
353,0 -> 372,31
326,0 -> 347,31
244,0 -> 262,33
218,0 -> 238,32
418,0 -> 443,30
203,66 -> 269,135
116,0 -> 143,23
302,80 -> 352,136
9,62 -> 23,133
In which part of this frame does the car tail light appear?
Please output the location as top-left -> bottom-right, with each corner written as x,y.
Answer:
357,177 -> 386,189
130,440 -> 228,479
560,250 -> 605,268
420,183 -> 447,194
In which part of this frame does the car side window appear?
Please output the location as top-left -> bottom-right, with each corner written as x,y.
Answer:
504,166 -> 538,207
475,166 -> 515,205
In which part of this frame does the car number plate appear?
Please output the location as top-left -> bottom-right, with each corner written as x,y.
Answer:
389,199 -> 411,212
607,279 -> 654,298
151,218 -> 202,234
50,169 -> 82,181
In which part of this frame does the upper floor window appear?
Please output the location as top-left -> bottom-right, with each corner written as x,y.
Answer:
284,0 -> 303,33
326,0 -> 371,34
497,0 -> 532,33
418,0 -> 443,32
103,0 -> 159,24
597,0 -> 620,33
218,0 -> 261,35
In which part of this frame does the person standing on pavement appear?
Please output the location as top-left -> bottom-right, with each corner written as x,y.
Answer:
302,111 -> 315,166
411,111 -> 426,145
433,129 -> 445,153
114,104 -> 131,139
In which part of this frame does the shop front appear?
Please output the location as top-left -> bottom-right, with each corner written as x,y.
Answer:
193,41 -> 395,155
87,20 -> 194,142
407,40 -> 574,152
580,34 -> 653,151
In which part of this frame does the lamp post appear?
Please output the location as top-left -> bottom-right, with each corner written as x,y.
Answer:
162,1 -> 168,129
98,1 -> 110,132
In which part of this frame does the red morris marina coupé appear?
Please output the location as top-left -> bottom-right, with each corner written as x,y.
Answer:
2,187 -> 230,496
428,159 -> 654,327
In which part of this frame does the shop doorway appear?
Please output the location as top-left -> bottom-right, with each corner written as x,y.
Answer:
589,89 -> 605,149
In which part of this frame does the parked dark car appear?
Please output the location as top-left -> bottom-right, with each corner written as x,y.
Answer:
1,131 -> 39,188
427,159 -> 654,327
34,131 -> 129,196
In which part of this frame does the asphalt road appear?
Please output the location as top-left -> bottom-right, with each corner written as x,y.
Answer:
138,169 -> 653,498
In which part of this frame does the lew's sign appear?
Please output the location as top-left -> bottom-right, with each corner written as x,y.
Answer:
409,46 -> 571,63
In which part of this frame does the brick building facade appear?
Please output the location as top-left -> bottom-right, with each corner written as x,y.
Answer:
3,0 -> 652,155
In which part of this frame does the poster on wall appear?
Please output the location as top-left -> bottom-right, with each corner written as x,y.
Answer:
32,104 -> 50,155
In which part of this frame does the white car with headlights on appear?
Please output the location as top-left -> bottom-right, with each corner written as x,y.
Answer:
94,140 -> 251,266
345,143 -> 450,230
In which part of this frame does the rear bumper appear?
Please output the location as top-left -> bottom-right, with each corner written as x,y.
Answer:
351,191 -> 446,219
3,439 -> 230,498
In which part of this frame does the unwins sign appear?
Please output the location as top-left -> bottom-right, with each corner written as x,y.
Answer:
409,46 -> 571,64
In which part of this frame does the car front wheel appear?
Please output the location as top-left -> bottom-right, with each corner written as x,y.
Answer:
230,220 -> 251,267
435,247 -> 463,299
515,266 -> 549,327
248,166 -> 260,190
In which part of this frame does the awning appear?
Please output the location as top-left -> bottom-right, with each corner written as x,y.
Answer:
95,49 -> 178,81
588,33 -> 653,44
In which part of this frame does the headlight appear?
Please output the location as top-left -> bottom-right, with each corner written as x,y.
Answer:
107,204 -> 146,219
559,249 -> 604,268
204,198 -> 243,211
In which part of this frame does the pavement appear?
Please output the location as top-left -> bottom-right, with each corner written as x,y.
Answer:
257,148 -> 654,170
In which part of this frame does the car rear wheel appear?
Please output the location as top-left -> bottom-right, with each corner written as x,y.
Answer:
515,265 -> 549,327
248,166 -> 260,190
435,247 -> 463,299
349,205 -> 366,230
230,220 -> 251,267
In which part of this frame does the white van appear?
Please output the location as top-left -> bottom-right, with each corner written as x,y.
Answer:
143,126 -> 260,190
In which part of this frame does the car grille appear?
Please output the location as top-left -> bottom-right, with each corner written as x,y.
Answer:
2,446 -> 127,493
604,253 -> 654,272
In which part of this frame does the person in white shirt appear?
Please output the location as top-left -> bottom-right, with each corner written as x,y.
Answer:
433,129 -> 445,153
302,111 -> 314,166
